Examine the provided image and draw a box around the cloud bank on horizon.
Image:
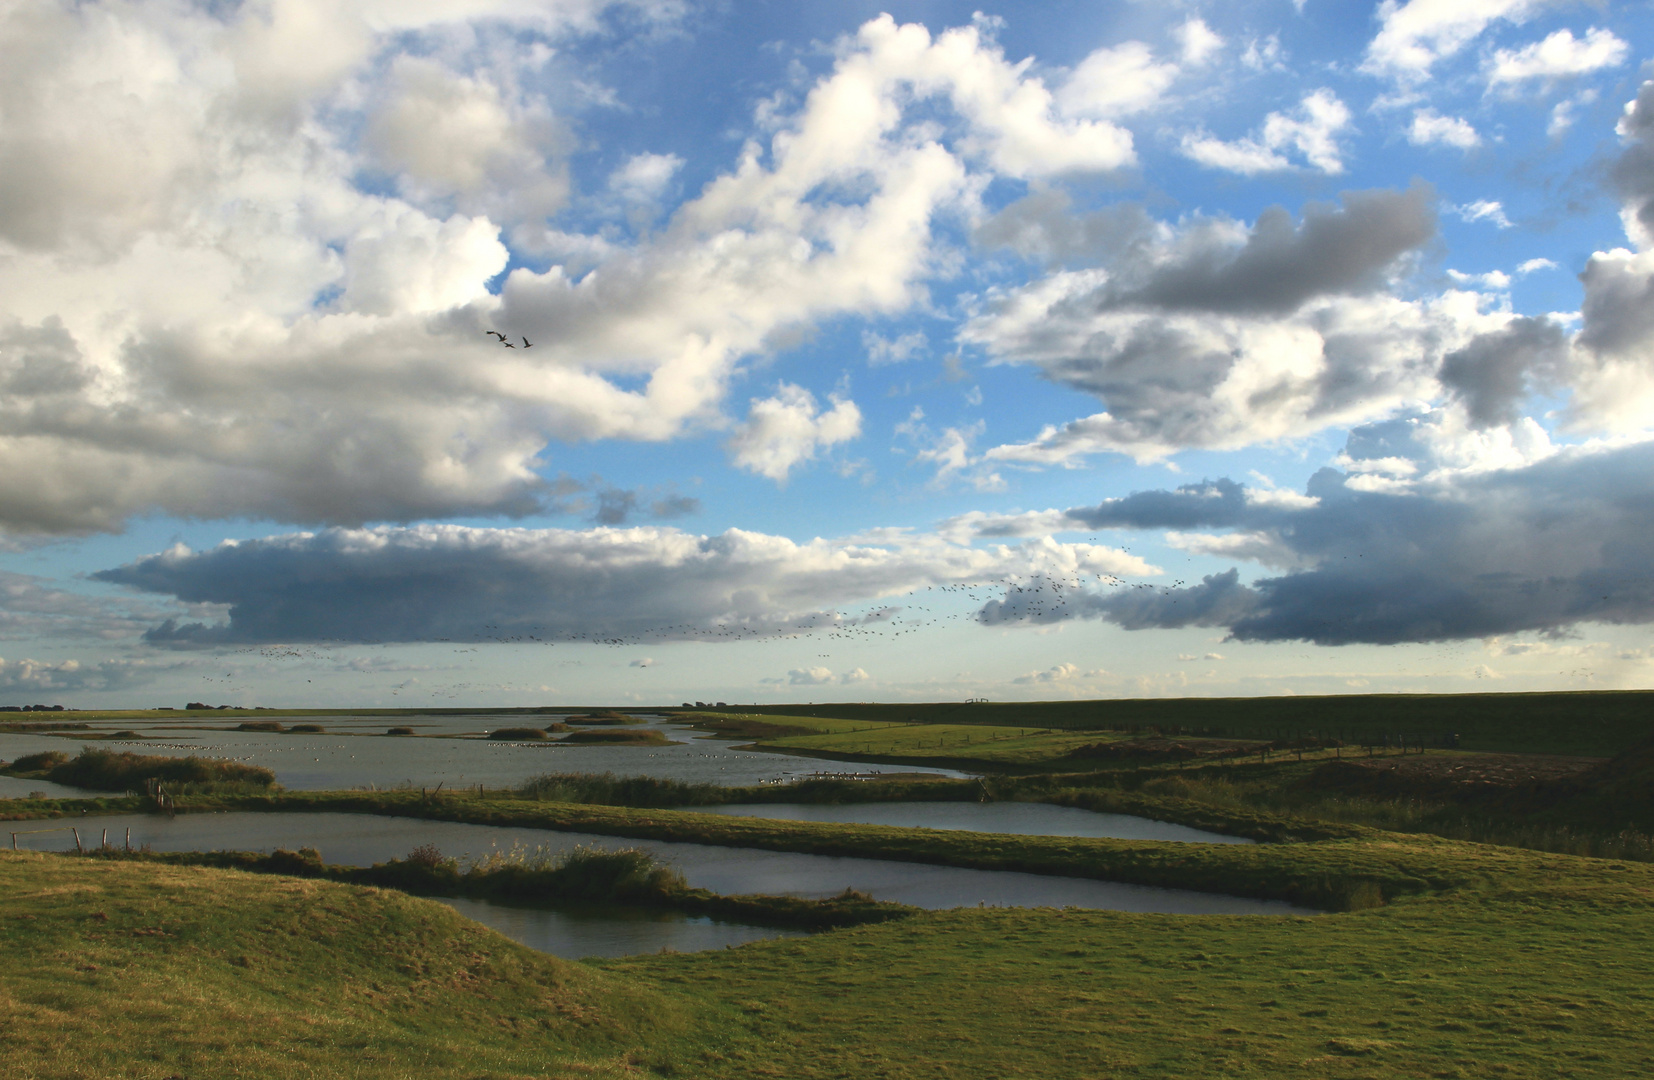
[6,0,1654,704]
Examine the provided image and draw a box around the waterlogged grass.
[0,851,695,1079]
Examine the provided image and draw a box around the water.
[13,811,1317,918]
[432,898,810,958]
[0,712,966,794]
[701,801,1253,843]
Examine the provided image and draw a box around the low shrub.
[6,750,70,774]
[288,724,325,734]
[235,721,286,733]
[386,727,415,736]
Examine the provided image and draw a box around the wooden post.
[101,829,107,850]
[10,833,15,851]
[72,828,82,853]
[125,827,131,853]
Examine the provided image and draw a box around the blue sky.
[5,0,1654,707]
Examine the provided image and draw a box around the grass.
[607,877,1654,1079]
[0,850,696,1079]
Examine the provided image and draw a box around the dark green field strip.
[700,690,1654,755]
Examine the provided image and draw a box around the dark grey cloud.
[1611,78,1654,245]
[974,189,1160,267]
[1438,316,1566,428]
[1066,479,1250,530]
[966,186,1459,461]
[1107,184,1436,316]
[92,524,1126,647]
[971,437,1654,645]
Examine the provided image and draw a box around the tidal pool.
[0,711,965,794]
[700,801,1253,843]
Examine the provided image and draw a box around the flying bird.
[522,337,533,348]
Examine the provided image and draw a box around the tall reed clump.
[516,771,725,807]
[2,747,277,794]
[363,841,686,903]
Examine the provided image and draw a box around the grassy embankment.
[0,850,699,1079]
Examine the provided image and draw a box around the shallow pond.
[700,801,1252,843]
[0,711,965,794]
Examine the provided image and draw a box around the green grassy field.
[691,690,1654,756]
[5,834,1653,1078]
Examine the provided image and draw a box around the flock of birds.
[486,330,532,349]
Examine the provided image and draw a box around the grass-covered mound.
[2,748,275,793]
[235,720,286,732]
[0,851,690,1078]
[563,729,674,746]
[488,724,570,740]
[570,711,645,726]
[518,771,726,806]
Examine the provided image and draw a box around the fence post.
[125,827,131,853]
[71,828,82,853]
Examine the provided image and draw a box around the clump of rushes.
[1,747,276,793]
[235,721,285,732]
[288,724,325,734]
[386,726,415,735]
[516,771,724,807]
[561,729,672,746]
[489,727,551,740]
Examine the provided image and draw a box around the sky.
[5,0,1654,709]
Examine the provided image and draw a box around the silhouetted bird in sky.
[522,337,533,348]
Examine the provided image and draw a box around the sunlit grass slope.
[0,852,692,1079]
[613,879,1654,1079]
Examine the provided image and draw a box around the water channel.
[700,801,1253,843]
[9,810,1316,958]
